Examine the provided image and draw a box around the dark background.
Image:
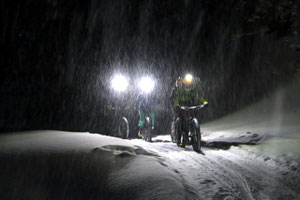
[1,0,299,135]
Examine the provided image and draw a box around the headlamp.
[111,74,129,92]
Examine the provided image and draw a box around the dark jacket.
[136,93,156,111]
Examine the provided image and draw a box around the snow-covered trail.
[0,131,299,200]
[132,135,300,200]
[2,74,300,199]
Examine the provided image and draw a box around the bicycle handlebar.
[179,104,206,110]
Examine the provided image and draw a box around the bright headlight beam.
[111,74,129,92]
[138,77,155,94]
[185,74,193,83]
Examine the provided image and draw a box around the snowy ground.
[1,76,300,200]
[0,130,299,200]
[202,73,300,165]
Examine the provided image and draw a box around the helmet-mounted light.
[184,74,193,84]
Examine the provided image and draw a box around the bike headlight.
[111,74,129,92]
[138,76,155,94]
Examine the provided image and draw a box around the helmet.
[182,73,195,91]
[175,77,183,88]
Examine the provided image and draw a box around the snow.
[0,131,196,200]
[1,75,300,199]
[202,73,300,161]
[0,129,299,199]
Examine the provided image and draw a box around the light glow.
[138,77,155,93]
[184,74,193,84]
[111,74,129,92]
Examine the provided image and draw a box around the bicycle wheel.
[144,117,152,142]
[191,122,201,152]
[118,117,129,139]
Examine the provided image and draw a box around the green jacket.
[172,87,207,107]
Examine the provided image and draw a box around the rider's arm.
[173,93,180,107]
[195,93,208,106]
[200,97,208,105]
[193,82,208,106]
[171,88,180,107]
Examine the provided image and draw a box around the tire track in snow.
[138,140,253,199]
[203,150,255,200]
[147,143,259,199]
[131,138,299,200]
[158,147,243,199]
[177,149,254,200]
[212,149,298,199]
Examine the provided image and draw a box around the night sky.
[1,0,299,135]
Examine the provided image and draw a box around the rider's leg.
[138,110,145,138]
[150,111,155,129]
[138,110,145,128]
[175,110,183,147]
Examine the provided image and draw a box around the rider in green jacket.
[171,74,208,146]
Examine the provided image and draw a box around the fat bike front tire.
[192,126,201,152]
[171,121,177,143]
[143,117,152,142]
[118,117,129,139]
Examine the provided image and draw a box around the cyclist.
[171,73,208,146]
[136,92,156,138]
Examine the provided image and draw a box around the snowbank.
[0,131,197,200]
[202,73,300,161]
